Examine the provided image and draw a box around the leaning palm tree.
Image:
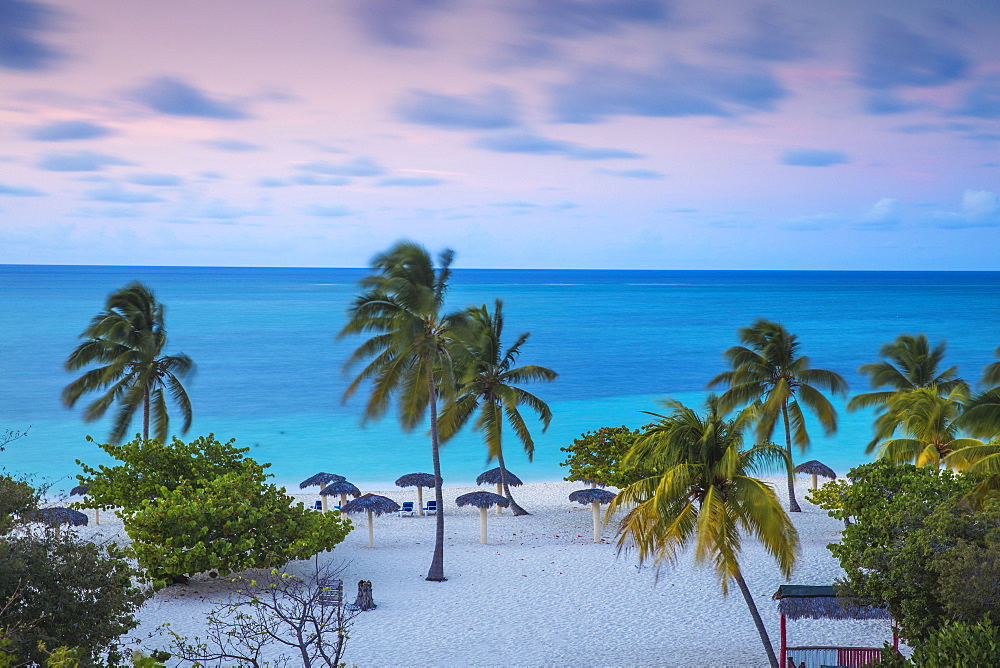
[709,319,847,512]
[63,282,195,444]
[608,398,798,668]
[848,334,969,448]
[339,240,459,582]
[439,300,557,516]
[872,386,989,468]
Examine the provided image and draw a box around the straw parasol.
[794,460,837,490]
[70,485,99,525]
[341,494,400,548]
[476,467,522,514]
[300,473,346,512]
[24,507,89,533]
[320,480,362,510]
[455,491,509,544]
[569,488,617,543]
[395,472,437,516]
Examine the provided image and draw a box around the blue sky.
[0,0,998,269]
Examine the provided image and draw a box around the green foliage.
[809,460,998,642]
[0,517,148,665]
[560,425,647,488]
[0,475,38,535]
[123,472,352,584]
[76,433,265,513]
[906,618,1000,666]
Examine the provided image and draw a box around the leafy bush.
[0,476,149,666]
[560,425,650,488]
[907,618,1000,666]
[77,435,352,585]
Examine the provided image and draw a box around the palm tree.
[957,346,1000,440]
[873,386,990,468]
[339,241,458,582]
[709,319,847,512]
[439,300,557,516]
[608,398,798,668]
[848,334,969,448]
[63,282,194,444]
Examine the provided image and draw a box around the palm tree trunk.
[781,402,801,512]
[497,448,529,516]
[426,374,447,582]
[733,568,779,668]
[143,386,150,441]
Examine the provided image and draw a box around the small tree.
[77,435,352,585]
[76,434,265,513]
[0,477,149,666]
[559,425,648,488]
[168,565,359,667]
[809,460,996,642]
[124,472,352,585]
[0,427,29,452]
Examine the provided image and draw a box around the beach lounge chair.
[397,501,416,517]
[312,500,322,511]
[423,500,437,515]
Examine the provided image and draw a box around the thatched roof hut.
[476,467,522,487]
[321,480,362,509]
[773,585,891,621]
[773,585,895,668]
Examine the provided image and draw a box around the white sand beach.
[71,478,901,667]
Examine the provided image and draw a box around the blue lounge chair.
[423,500,437,515]
[311,500,322,511]
[397,501,416,517]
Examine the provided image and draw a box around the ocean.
[1,265,999,495]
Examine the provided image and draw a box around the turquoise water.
[2,266,999,494]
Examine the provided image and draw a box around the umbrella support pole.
[496,483,503,513]
[367,509,374,548]
[417,487,425,516]
[480,507,488,544]
[811,473,818,490]
[321,495,328,513]
[592,503,601,543]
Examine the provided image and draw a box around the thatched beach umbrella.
[24,507,88,533]
[456,491,509,544]
[476,467,522,514]
[794,460,837,490]
[395,472,437,516]
[569,488,617,543]
[341,494,400,548]
[300,472,346,512]
[70,484,99,525]
[321,480,361,510]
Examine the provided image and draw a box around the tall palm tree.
[608,398,798,668]
[709,319,847,512]
[339,241,458,582]
[439,300,557,516]
[63,282,194,444]
[848,334,969,447]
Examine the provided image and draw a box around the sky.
[0,0,998,270]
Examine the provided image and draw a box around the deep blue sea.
[2,266,999,496]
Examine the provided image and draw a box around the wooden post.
[340,493,348,509]
[811,473,818,490]
[779,613,787,668]
[417,486,425,516]
[321,495,328,513]
[496,483,503,514]
[592,502,603,543]
[354,580,376,611]
[95,506,100,525]
[479,507,488,544]
[367,509,374,548]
